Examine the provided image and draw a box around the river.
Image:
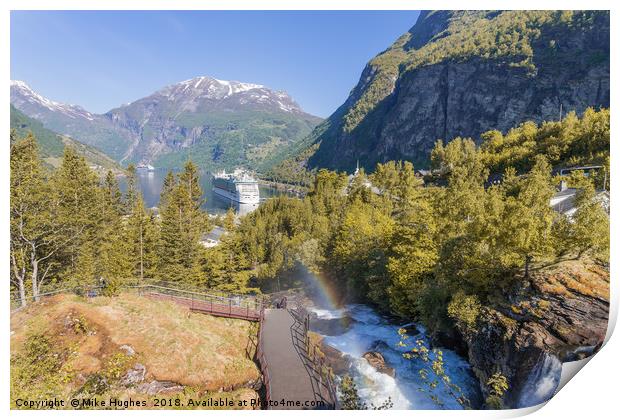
[308,304,483,409]
[307,302,566,409]
[118,168,283,215]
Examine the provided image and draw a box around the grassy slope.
[10,105,123,173]
[10,292,260,409]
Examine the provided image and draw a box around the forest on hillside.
[10,109,609,338]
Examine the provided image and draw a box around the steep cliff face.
[458,259,609,408]
[306,10,610,172]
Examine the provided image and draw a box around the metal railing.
[289,301,339,409]
[10,282,263,321]
[255,306,272,408]
[10,285,104,312]
[133,284,263,321]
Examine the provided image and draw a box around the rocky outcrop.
[362,351,395,377]
[458,259,609,408]
[121,363,146,386]
[136,380,184,395]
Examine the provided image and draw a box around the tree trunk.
[11,252,28,308]
[18,276,26,307]
[31,259,40,302]
[139,227,144,282]
[524,255,533,278]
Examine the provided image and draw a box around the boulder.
[318,341,353,376]
[362,351,395,377]
[136,380,183,395]
[310,315,354,336]
[120,344,136,356]
[122,363,146,386]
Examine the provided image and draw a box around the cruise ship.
[136,164,155,171]
[212,169,260,204]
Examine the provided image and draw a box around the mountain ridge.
[11,76,322,171]
[10,105,122,173]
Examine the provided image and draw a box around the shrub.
[447,292,481,332]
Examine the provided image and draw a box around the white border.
[2,1,617,420]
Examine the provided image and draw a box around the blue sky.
[11,10,420,117]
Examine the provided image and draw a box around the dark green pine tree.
[96,171,132,286]
[178,161,204,207]
[125,164,139,213]
[126,195,160,282]
[157,161,209,284]
[160,169,176,208]
[52,147,104,286]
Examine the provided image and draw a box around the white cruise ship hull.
[213,186,260,204]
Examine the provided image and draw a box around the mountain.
[10,105,122,173]
[299,10,610,173]
[10,81,132,162]
[11,77,322,171]
[105,76,322,171]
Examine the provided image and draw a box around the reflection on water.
[118,168,281,215]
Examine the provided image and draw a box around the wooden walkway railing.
[11,283,263,321]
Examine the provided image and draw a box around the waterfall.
[516,352,562,408]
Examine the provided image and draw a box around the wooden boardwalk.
[142,288,335,409]
[145,292,261,321]
[260,308,319,409]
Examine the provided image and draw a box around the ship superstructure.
[212,169,260,204]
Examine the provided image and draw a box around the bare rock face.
[307,10,610,172]
[121,363,146,386]
[458,259,609,408]
[362,351,395,378]
[136,380,184,395]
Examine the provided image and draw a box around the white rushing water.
[310,304,481,409]
[516,353,562,408]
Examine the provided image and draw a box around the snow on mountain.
[146,76,305,114]
[10,80,95,121]
[10,76,321,169]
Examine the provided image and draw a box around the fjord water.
[309,305,482,409]
[118,168,281,215]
